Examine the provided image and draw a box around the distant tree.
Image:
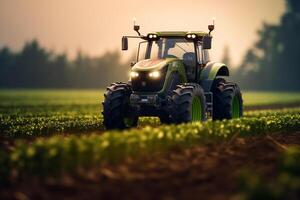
[221,45,231,67]
[50,53,68,88]
[16,40,53,87]
[235,0,300,91]
[286,0,300,13]
[0,47,15,87]
[0,39,131,88]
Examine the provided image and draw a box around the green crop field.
[0,90,300,199]
[243,91,300,106]
[1,90,300,109]
[2,109,299,175]
[1,90,300,137]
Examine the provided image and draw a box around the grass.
[243,91,300,106]
[0,89,102,106]
[1,90,300,110]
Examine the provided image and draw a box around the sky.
[0,0,285,66]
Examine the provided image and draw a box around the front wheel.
[211,78,243,120]
[170,83,206,123]
[102,82,138,130]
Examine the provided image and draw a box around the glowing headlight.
[149,71,160,78]
[130,71,139,78]
[148,34,158,39]
[187,34,196,39]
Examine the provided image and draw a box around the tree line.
[0,0,299,90]
[0,40,130,88]
[230,0,300,91]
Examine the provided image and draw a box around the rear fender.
[199,62,229,92]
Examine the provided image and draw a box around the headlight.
[149,71,160,78]
[130,71,139,78]
[186,34,197,39]
[147,34,159,40]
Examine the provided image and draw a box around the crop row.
[240,147,300,200]
[0,112,299,182]
[0,114,103,137]
[244,107,300,118]
[1,108,300,137]
[0,115,160,137]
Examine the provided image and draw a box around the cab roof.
[151,31,210,37]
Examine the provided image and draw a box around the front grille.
[131,67,167,92]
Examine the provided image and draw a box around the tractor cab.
[123,30,213,84]
[137,37,197,81]
[137,32,209,81]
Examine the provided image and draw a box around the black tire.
[102,82,138,129]
[211,78,243,120]
[170,83,206,123]
[159,113,172,124]
[159,73,181,124]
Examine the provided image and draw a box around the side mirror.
[203,36,212,49]
[133,17,141,36]
[208,18,215,35]
[208,25,214,34]
[122,36,128,51]
[134,25,140,32]
[134,25,141,36]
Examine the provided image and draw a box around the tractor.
[102,21,243,129]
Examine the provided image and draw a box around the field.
[0,90,300,200]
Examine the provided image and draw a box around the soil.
[1,131,300,200]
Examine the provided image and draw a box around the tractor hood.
[132,58,178,71]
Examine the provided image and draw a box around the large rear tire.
[170,83,206,123]
[102,82,138,130]
[211,78,243,120]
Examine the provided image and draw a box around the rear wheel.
[170,83,206,123]
[211,78,243,120]
[102,82,138,129]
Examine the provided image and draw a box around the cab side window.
[202,50,210,64]
[197,41,210,64]
[197,42,203,64]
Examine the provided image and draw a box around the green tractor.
[102,22,243,129]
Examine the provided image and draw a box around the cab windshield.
[138,38,195,61]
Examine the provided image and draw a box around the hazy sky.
[0,0,285,65]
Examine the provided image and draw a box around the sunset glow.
[0,0,284,65]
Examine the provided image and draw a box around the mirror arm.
[124,35,146,39]
[135,29,141,36]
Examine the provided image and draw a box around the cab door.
[196,41,210,82]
